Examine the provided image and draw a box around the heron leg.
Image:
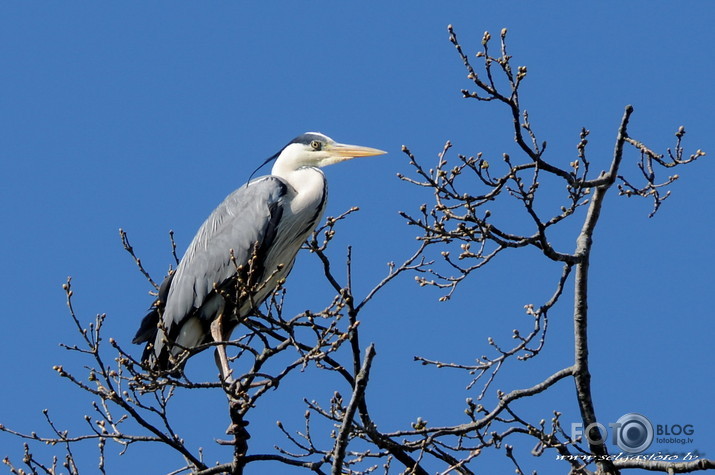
[210,303,234,384]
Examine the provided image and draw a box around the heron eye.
[310,140,322,151]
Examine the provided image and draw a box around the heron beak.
[328,143,387,162]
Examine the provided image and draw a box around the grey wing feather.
[162,176,289,333]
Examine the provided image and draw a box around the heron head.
[271,132,386,175]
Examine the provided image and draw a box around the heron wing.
[162,176,289,341]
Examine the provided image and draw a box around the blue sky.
[1,2,713,473]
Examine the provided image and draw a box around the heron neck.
[273,166,326,212]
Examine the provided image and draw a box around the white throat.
[272,159,326,214]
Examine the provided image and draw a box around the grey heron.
[133,132,385,379]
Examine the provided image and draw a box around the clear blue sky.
[1,2,713,473]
